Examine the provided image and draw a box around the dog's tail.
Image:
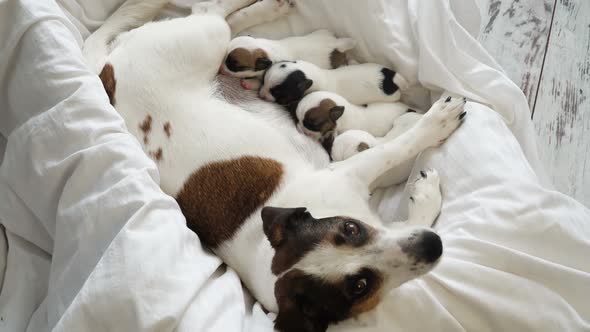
[83,0,170,73]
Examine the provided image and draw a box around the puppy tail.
[83,0,170,73]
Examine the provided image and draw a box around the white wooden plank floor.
[477,0,590,207]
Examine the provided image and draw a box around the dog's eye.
[344,221,360,236]
[352,278,368,296]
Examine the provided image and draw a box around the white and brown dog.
[86,0,467,331]
[221,29,356,85]
[259,59,410,106]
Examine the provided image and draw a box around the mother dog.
[85,0,466,331]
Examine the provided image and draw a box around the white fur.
[85,0,465,317]
[332,112,423,189]
[259,60,410,105]
[221,30,356,78]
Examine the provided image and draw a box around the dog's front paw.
[418,96,466,147]
[407,168,442,227]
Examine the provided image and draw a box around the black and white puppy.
[221,29,356,80]
[259,60,410,106]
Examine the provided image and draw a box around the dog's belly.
[118,94,312,196]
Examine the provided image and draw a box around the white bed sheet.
[0,0,589,331]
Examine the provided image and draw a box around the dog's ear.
[275,271,332,332]
[297,78,313,93]
[255,57,273,71]
[329,106,345,122]
[261,207,309,248]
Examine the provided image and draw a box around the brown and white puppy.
[87,0,467,331]
[259,60,410,106]
[295,90,419,141]
[221,29,356,84]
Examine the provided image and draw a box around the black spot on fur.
[380,68,400,95]
[269,70,313,105]
[407,108,417,113]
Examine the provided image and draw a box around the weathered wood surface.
[476,0,555,108]
[532,0,590,207]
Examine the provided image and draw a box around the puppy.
[87,0,467,330]
[294,90,419,141]
[259,60,410,106]
[331,111,424,189]
[221,30,356,80]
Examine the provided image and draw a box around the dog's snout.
[401,230,442,263]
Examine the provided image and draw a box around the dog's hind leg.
[226,0,295,34]
[192,0,257,18]
[330,96,467,191]
[84,0,171,73]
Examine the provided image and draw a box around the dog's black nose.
[401,231,443,263]
[417,231,443,263]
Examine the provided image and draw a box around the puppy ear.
[297,79,313,93]
[329,106,345,122]
[261,207,309,248]
[255,57,273,71]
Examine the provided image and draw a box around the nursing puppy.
[87,0,467,331]
[221,30,356,81]
[331,111,426,189]
[259,60,410,106]
[295,90,419,141]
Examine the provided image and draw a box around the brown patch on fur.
[149,147,163,162]
[163,122,172,138]
[302,99,344,136]
[176,156,284,248]
[139,115,152,145]
[99,63,117,105]
[226,47,269,71]
[349,286,382,316]
[329,49,348,69]
[357,142,370,152]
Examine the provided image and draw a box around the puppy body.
[295,91,416,141]
[259,60,410,106]
[223,29,356,78]
[331,112,423,189]
[87,1,466,330]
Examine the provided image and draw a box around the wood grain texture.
[476,0,555,108]
[533,0,590,207]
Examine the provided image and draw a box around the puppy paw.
[417,96,466,147]
[407,168,442,227]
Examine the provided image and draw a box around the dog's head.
[295,91,347,140]
[261,207,443,332]
[259,61,314,105]
[221,36,273,78]
[331,129,377,161]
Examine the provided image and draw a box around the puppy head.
[259,61,314,105]
[295,92,345,140]
[221,36,273,78]
[331,130,378,161]
[262,207,443,332]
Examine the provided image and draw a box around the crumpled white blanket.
[0,0,588,331]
